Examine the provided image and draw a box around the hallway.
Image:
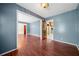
[4,35,79,56]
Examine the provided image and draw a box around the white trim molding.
[78,48,79,50]
[78,48,79,51]
[54,40,78,47]
[0,48,17,56]
[27,33,30,35]
[77,45,79,50]
[30,34,40,37]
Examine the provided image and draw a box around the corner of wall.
[76,4,79,10]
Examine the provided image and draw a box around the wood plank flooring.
[4,35,79,56]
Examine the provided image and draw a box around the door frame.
[17,21,27,48]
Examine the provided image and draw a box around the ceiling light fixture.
[41,3,49,8]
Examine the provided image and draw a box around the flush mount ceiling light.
[41,3,49,8]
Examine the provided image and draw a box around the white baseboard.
[78,48,79,50]
[30,34,40,37]
[27,33,30,35]
[0,48,17,56]
[54,40,78,47]
[77,45,79,50]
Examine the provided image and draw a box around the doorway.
[46,20,54,40]
[17,22,27,49]
[24,25,26,35]
[17,22,27,35]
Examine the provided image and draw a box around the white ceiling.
[17,3,78,18]
[17,10,40,23]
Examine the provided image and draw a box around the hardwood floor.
[4,34,79,56]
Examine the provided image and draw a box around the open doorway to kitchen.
[46,20,54,40]
[42,19,54,43]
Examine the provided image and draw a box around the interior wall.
[47,8,78,46]
[27,23,30,34]
[0,4,16,54]
[76,5,79,47]
[30,20,40,37]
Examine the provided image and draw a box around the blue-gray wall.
[76,5,79,46]
[0,4,16,54]
[27,23,30,34]
[30,20,40,36]
[46,5,79,46]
